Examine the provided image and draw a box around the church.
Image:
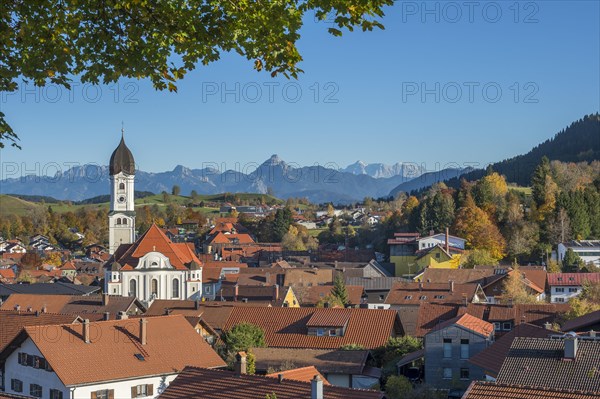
[104,133,202,304]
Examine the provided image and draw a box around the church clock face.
[118,195,126,204]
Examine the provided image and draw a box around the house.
[558,240,600,267]
[495,336,600,392]
[345,277,411,305]
[481,267,547,304]
[424,313,494,391]
[562,309,600,332]
[0,315,226,399]
[295,285,365,307]
[462,381,600,399]
[252,347,381,389]
[159,360,385,399]
[0,241,26,254]
[468,323,552,380]
[388,230,466,276]
[105,224,204,305]
[485,303,570,336]
[59,260,77,279]
[217,283,298,307]
[0,268,17,283]
[547,273,600,303]
[0,293,145,318]
[219,307,402,349]
[384,281,487,309]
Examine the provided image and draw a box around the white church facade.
[104,133,202,305]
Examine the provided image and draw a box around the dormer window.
[420,295,427,300]
[405,295,412,300]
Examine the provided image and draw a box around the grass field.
[0,193,280,217]
[508,186,532,195]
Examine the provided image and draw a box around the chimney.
[116,311,128,320]
[83,319,90,344]
[449,280,454,293]
[15,304,20,313]
[418,282,423,291]
[273,284,280,301]
[234,285,239,301]
[564,336,578,360]
[445,227,450,253]
[278,373,284,383]
[195,298,200,310]
[544,322,553,330]
[590,330,596,338]
[311,375,324,399]
[164,308,172,315]
[35,310,40,317]
[41,306,47,314]
[103,312,110,321]
[102,293,109,306]
[139,318,148,345]
[27,306,33,312]
[234,352,247,376]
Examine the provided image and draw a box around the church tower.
[108,131,136,254]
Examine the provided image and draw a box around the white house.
[417,231,466,251]
[557,240,600,267]
[0,315,225,399]
[547,272,600,303]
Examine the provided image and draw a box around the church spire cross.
[121,122,125,139]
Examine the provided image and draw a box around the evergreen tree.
[531,156,551,207]
[332,273,349,305]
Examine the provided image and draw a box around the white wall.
[550,285,581,303]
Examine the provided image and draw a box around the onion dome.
[109,134,135,175]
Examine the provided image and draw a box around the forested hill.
[453,113,600,187]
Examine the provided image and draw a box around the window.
[205,286,211,294]
[494,322,501,331]
[316,328,325,336]
[379,295,385,301]
[129,279,137,297]
[122,218,128,225]
[50,389,63,399]
[434,295,444,299]
[568,288,578,293]
[11,379,23,393]
[404,295,412,300]
[460,339,469,359]
[443,368,452,379]
[503,322,512,331]
[116,218,122,225]
[30,384,43,398]
[556,297,565,303]
[131,384,153,398]
[419,295,427,300]
[93,389,114,399]
[329,329,337,336]
[460,368,470,379]
[172,278,180,298]
[151,279,158,296]
[119,182,125,190]
[443,338,452,358]
[556,287,565,293]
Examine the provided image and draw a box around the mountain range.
[1,114,597,204]
[0,155,464,204]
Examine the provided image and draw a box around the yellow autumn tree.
[453,193,506,261]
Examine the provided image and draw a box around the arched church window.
[172,278,180,298]
[129,279,137,297]
[116,218,122,225]
[151,279,158,296]
[122,218,128,225]
[151,261,158,267]
[119,182,125,190]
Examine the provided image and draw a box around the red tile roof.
[160,366,385,399]
[297,285,364,306]
[547,273,600,286]
[385,281,480,305]
[463,381,600,399]
[266,366,330,385]
[0,315,225,386]
[221,307,400,349]
[0,294,140,317]
[112,224,202,270]
[429,313,494,337]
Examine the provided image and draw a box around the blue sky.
[0,1,598,175]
